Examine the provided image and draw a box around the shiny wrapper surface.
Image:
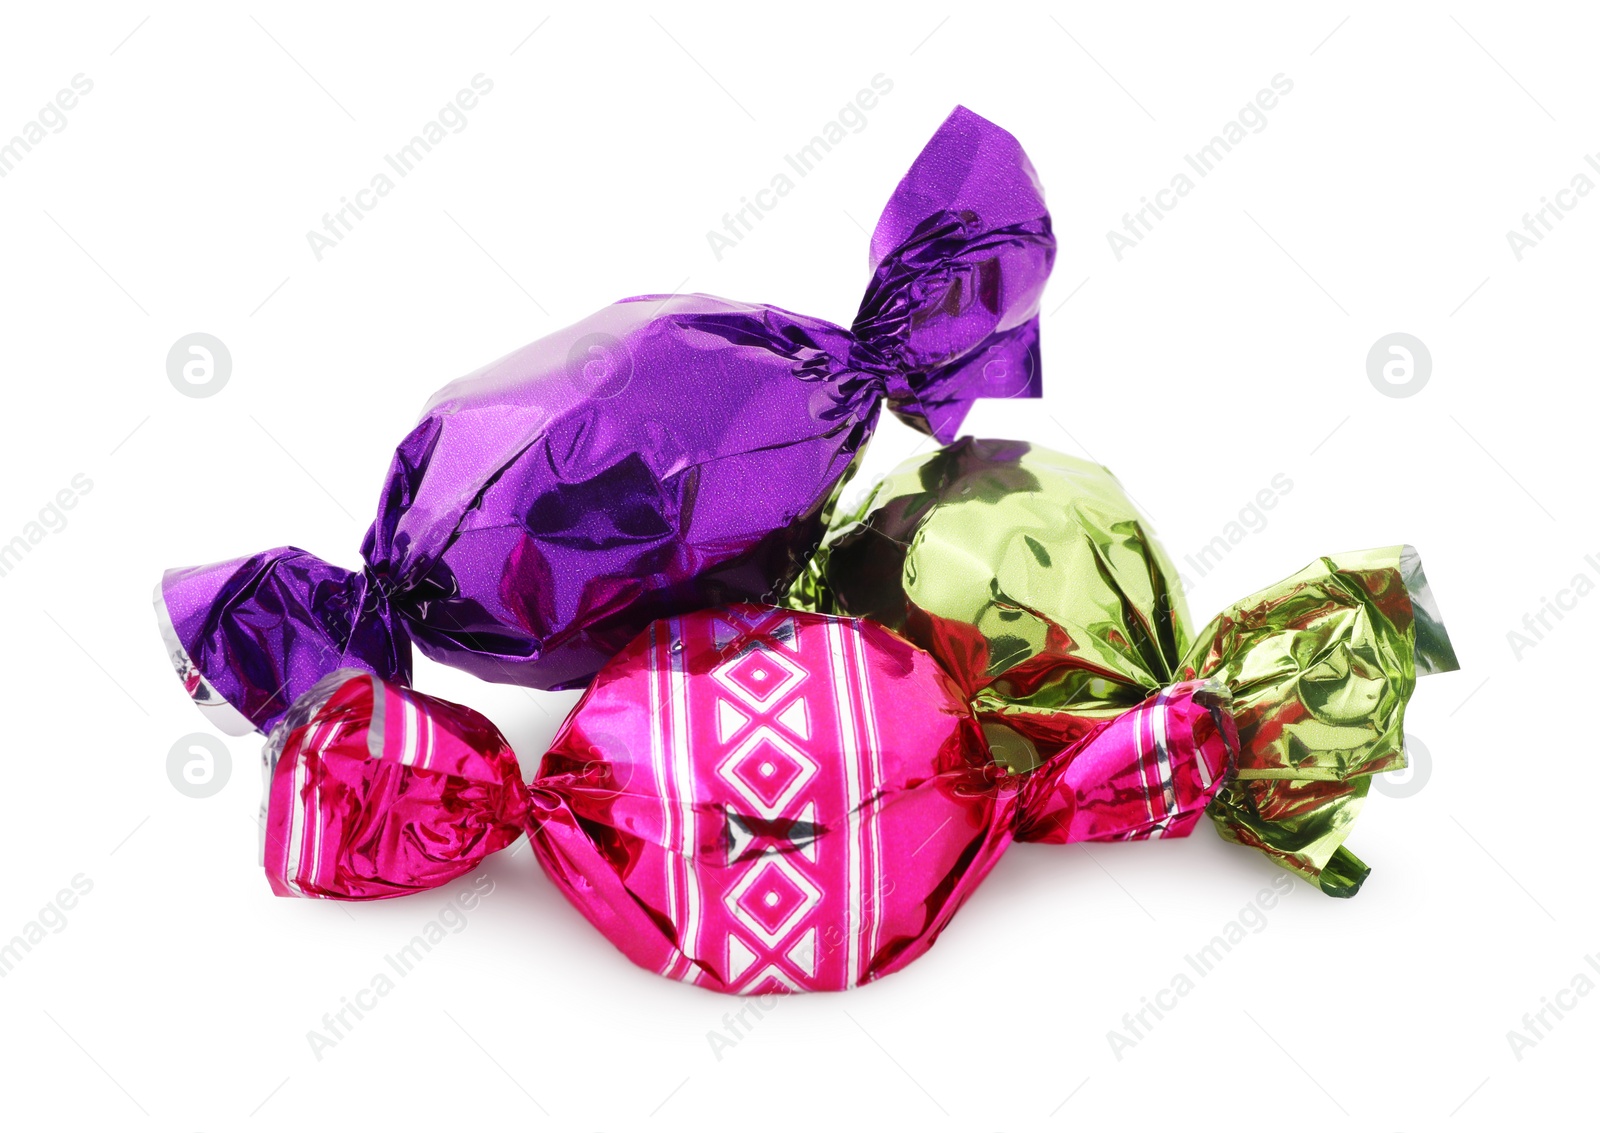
[159,106,1056,736]
[786,438,1459,895]
[262,605,1235,993]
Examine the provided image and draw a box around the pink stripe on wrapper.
[531,605,1009,994]
[262,672,526,900]
[1016,680,1236,845]
[256,611,1243,995]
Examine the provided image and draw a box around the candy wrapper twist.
[260,606,1236,993]
[785,437,1459,895]
[156,97,1453,993]
[157,106,1055,737]
[257,475,1452,996]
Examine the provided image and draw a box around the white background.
[1,2,1592,1129]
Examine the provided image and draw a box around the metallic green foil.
[786,438,1458,895]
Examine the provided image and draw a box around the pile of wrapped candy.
[156,107,1456,995]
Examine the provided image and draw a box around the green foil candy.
[785,437,1458,896]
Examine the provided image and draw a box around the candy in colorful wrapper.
[259,604,1241,993]
[785,437,1460,895]
[157,105,1056,738]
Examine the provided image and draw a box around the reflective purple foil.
[158,106,1055,735]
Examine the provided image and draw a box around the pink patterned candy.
[262,605,1234,993]
[261,675,525,900]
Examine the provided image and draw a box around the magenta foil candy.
[262,605,1233,994]
[158,106,1056,736]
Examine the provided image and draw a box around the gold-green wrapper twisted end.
[1181,545,1459,895]
[786,438,1459,895]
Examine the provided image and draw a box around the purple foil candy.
[157,106,1056,735]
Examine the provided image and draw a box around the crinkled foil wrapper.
[786,437,1459,895]
[157,105,1055,736]
[260,606,1234,992]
